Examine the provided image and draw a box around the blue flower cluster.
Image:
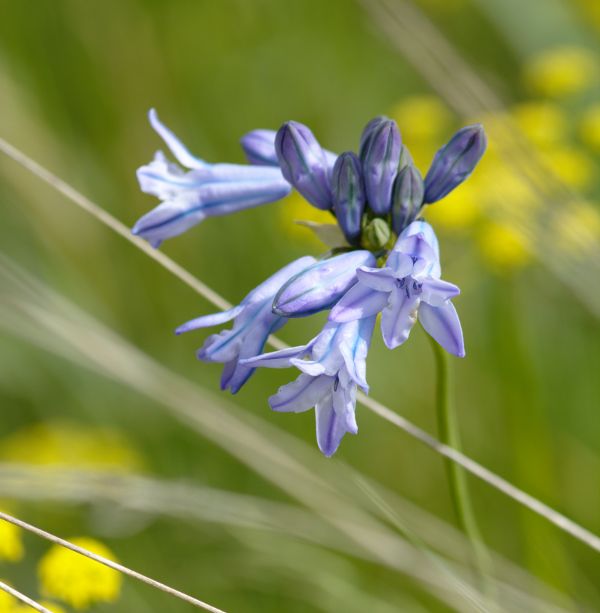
[133,110,486,456]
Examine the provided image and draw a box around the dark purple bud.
[391,165,424,234]
[275,121,332,210]
[424,124,486,203]
[240,129,279,166]
[358,116,387,158]
[332,152,365,245]
[360,119,402,215]
[273,250,376,318]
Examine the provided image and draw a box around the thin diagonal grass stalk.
[0,136,599,557]
[0,580,52,613]
[0,511,226,613]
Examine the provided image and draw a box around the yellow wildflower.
[38,538,122,610]
[0,519,23,563]
[0,584,16,613]
[524,46,596,97]
[579,104,600,150]
[540,146,594,189]
[0,422,143,473]
[478,222,532,272]
[390,95,452,145]
[511,101,568,147]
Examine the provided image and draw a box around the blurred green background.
[0,0,599,611]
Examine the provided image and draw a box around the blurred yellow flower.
[553,201,600,256]
[540,146,594,189]
[38,538,122,610]
[477,222,532,271]
[511,101,568,147]
[0,519,23,563]
[0,584,16,613]
[0,422,144,473]
[281,191,333,244]
[579,104,600,150]
[425,179,481,230]
[390,95,452,145]
[524,46,597,97]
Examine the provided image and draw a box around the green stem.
[429,336,492,590]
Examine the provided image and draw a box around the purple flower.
[240,129,280,166]
[242,317,377,456]
[332,152,366,245]
[424,124,486,204]
[359,117,402,215]
[330,221,465,357]
[391,164,424,235]
[175,256,315,393]
[242,128,338,169]
[275,121,333,210]
[273,250,376,318]
[133,110,291,247]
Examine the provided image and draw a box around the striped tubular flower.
[176,256,315,394]
[133,110,291,247]
[132,109,485,454]
[330,221,465,357]
[242,317,376,456]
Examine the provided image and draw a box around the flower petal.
[269,374,333,413]
[421,278,461,307]
[148,109,207,169]
[356,266,396,292]
[175,305,244,335]
[419,301,465,357]
[240,129,279,166]
[380,290,419,349]
[329,283,389,323]
[315,386,357,457]
[241,345,309,369]
[273,250,376,318]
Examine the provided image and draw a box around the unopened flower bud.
[273,250,376,317]
[332,152,366,245]
[424,124,486,203]
[275,121,332,209]
[391,165,424,234]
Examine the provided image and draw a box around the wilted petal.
[419,301,465,357]
[360,118,402,215]
[332,152,366,245]
[391,164,424,234]
[424,124,487,203]
[329,283,389,323]
[421,278,460,307]
[240,129,279,165]
[148,109,207,169]
[381,290,419,349]
[273,250,376,317]
[269,373,334,413]
[275,121,332,209]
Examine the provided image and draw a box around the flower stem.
[429,336,492,589]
